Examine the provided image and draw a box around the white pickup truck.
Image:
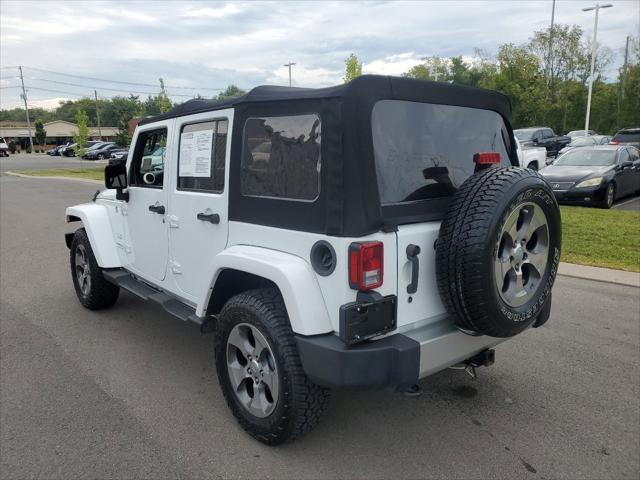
[516,138,547,170]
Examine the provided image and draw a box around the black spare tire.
[436,167,561,338]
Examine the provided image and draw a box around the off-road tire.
[215,288,330,445]
[70,228,120,309]
[436,167,561,337]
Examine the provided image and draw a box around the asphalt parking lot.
[1,174,639,480]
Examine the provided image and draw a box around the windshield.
[372,100,512,203]
[613,132,640,143]
[555,149,616,166]
[514,129,536,141]
[569,137,596,147]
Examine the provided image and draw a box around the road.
[1,175,639,480]
[0,153,107,172]
[613,195,640,211]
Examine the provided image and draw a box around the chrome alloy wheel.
[606,184,615,208]
[226,323,279,418]
[74,244,91,296]
[494,202,549,308]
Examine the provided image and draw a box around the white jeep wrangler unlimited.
[65,75,561,445]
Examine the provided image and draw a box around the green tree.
[344,53,363,83]
[34,119,47,147]
[216,85,246,100]
[73,109,89,156]
[0,107,55,123]
[404,56,450,82]
[155,78,172,113]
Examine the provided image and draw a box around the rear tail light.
[349,241,383,290]
[473,152,501,165]
[609,140,619,144]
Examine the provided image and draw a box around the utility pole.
[18,66,34,151]
[283,62,296,87]
[94,90,102,140]
[582,3,613,134]
[547,0,556,88]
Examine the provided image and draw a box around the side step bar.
[102,269,205,325]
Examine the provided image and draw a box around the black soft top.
[139,75,516,236]
[139,75,512,125]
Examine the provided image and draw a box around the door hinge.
[168,214,180,228]
[115,241,132,254]
[169,260,182,275]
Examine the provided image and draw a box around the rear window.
[613,131,640,143]
[372,100,512,204]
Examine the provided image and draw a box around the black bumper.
[295,333,419,392]
[553,185,607,205]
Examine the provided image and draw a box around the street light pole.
[547,0,556,87]
[283,62,296,87]
[582,3,612,133]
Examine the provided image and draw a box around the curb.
[558,262,639,288]
[4,171,103,185]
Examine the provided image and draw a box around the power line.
[27,77,193,96]
[20,65,223,91]
[22,85,198,98]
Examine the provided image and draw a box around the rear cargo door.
[395,223,447,328]
[370,100,515,328]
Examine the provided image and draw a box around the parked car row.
[515,126,640,161]
[46,141,127,160]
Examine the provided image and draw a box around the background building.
[0,120,118,149]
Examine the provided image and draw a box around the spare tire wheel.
[436,167,561,338]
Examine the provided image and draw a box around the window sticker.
[180,129,213,177]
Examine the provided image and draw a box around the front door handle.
[197,212,220,224]
[148,204,165,215]
[406,244,421,294]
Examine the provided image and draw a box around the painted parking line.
[613,196,640,210]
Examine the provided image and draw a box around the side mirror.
[105,164,129,201]
[621,161,633,169]
[532,138,539,144]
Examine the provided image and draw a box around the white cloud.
[182,3,242,18]
[266,65,342,87]
[29,97,69,110]
[0,0,637,109]
[364,53,425,76]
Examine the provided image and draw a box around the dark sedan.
[83,143,122,160]
[540,145,640,209]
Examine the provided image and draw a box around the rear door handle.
[406,244,421,294]
[148,204,165,214]
[197,212,220,224]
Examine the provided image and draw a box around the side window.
[618,149,631,164]
[130,128,167,188]
[543,129,553,139]
[178,119,228,192]
[627,148,639,161]
[241,114,321,201]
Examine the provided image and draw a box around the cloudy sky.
[1,0,638,110]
